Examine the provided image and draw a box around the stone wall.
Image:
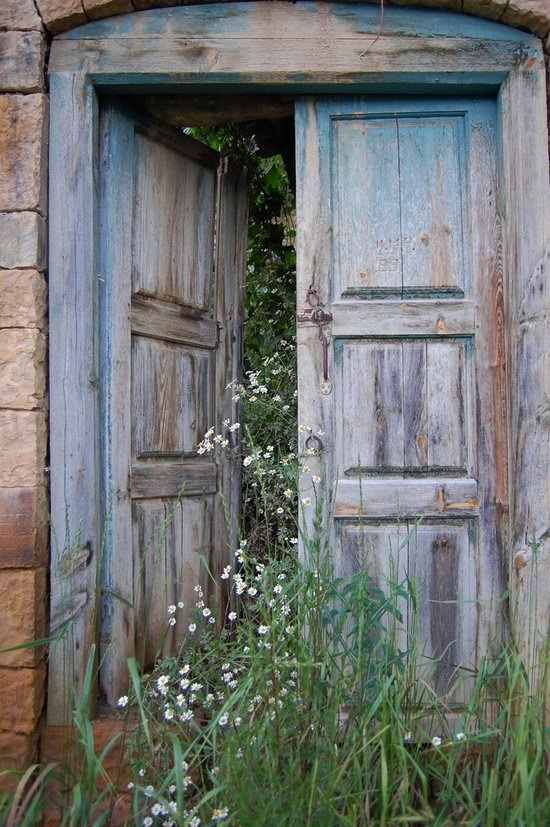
[0,0,549,780]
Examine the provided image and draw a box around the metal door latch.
[297,296,333,395]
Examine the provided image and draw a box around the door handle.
[297,306,333,394]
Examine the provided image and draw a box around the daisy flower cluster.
[196,349,300,564]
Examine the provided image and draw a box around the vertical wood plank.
[131,338,211,458]
[132,134,216,309]
[426,340,467,470]
[296,98,334,553]
[341,342,404,473]
[336,522,408,654]
[501,63,550,693]
[408,521,476,702]
[333,117,401,297]
[98,104,135,705]
[398,117,465,294]
[467,99,507,662]
[132,499,167,669]
[48,73,100,725]
[171,497,213,639]
[213,157,248,613]
[403,341,428,469]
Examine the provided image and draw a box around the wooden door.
[296,97,507,701]
[98,102,247,705]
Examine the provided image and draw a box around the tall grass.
[3,505,550,825]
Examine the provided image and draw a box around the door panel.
[333,113,467,299]
[99,104,247,701]
[297,96,507,703]
[132,132,216,308]
[338,338,471,475]
[131,337,211,458]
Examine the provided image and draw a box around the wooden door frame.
[47,1,550,724]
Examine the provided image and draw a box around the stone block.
[0,411,47,488]
[0,212,47,270]
[0,487,48,568]
[0,569,46,667]
[0,269,46,329]
[0,731,38,789]
[0,0,43,32]
[462,0,508,22]
[0,329,46,410]
[83,0,134,20]
[35,0,88,34]
[502,0,550,37]
[0,94,48,213]
[0,31,45,93]
[0,664,46,734]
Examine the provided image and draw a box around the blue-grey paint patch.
[90,73,509,95]
[60,2,536,44]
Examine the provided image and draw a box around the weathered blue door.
[296,97,506,701]
[97,103,248,705]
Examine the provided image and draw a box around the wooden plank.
[336,522,408,654]
[213,158,248,611]
[98,104,135,705]
[48,73,100,725]
[131,461,217,499]
[132,296,218,348]
[333,117,401,296]
[408,521,476,702]
[334,478,478,519]
[296,98,335,552]
[59,3,535,42]
[50,4,538,87]
[467,98,506,662]
[500,63,550,694]
[397,117,466,294]
[137,93,294,127]
[132,499,168,669]
[131,337,211,458]
[131,496,211,667]
[340,341,403,474]
[331,299,475,337]
[171,496,213,639]
[426,340,468,470]
[132,133,216,310]
[403,341,428,469]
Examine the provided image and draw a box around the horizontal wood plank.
[331,299,474,337]
[50,36,532,86]
[131,461,217,499]
[59,3,536,43]
[132,297,217,348]
[334,478,478,518]
[50,5,540,86]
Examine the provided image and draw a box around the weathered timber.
[49,3,538,90]
[501,63,550,694]
[298,95,502,705]
[334,479,479,519]
[331,300,475,338]
[136,93,294,127]
[96,101,247,706]
[48,73,100,726]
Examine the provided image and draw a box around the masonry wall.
[0,0,549,780]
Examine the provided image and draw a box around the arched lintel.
[49,1,542,94]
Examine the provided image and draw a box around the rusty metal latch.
[297,290,333,394]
